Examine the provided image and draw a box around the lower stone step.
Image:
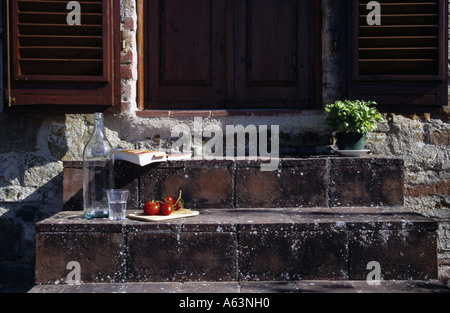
[28,280,450,293]
[35,207,437,284]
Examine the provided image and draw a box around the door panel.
[146,0,226,108]
[231,0,311,108]
[160,0,212,85]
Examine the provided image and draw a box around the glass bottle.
[82,113,114,219]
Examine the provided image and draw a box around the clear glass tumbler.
[106,189,129,221]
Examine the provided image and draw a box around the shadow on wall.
[0,114,68,292]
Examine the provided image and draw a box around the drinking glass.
[106,189,129,221]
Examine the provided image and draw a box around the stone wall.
[0,0,449,290]
[366,113,450,282]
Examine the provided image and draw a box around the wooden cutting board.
[127,209,199,222]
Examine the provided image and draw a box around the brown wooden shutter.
[349,0,448,112]
[230,0,319,109]
[144,0,321,110]
[145,0,227,109]
[5,0,120,112]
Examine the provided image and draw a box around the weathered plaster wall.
[0,0,449,290]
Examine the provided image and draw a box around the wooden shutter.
[5,0,120,112]
[230,0,320,109]
[145,0,227,109]
[144,0,321,110]
[349,0,448,112]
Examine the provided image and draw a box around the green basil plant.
[325,100,384,134]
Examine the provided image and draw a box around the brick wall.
[120,0,138,112]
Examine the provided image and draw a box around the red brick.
[122,16,136,31]
[135,110,170,118]
[169,110,211,118]
[405,179,450,197]
[120,49,134,64]
[120,65,137,80]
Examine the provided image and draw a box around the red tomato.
[174,200,183,211]
[164,196,175,205]
[143,201,160,215]
[160,202,174,216]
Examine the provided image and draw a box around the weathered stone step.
[35,207,437,285]
[63,157,404,210]
[28,280,450,293]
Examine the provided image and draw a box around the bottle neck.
[93,114,105,138]
[83,113,113,161]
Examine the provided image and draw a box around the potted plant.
[325,99,384,151]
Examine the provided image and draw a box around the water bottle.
[82,113,114,218]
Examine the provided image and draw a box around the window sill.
[135,109,324,118]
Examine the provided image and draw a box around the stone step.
[35,207,438,285]
[28,280,450,293]
[63,157,405,210]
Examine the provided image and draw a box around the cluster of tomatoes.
[142,191,184,216]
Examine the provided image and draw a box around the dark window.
[144,0,321,110]
[4,0,120,113]
[348,0,448,112]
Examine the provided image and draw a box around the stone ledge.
[135,109,324,118]
[35,207,437,284]
[63,156,404,210]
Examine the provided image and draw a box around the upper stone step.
[63,156,404,210]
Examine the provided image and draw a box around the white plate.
[334,150,370,157]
